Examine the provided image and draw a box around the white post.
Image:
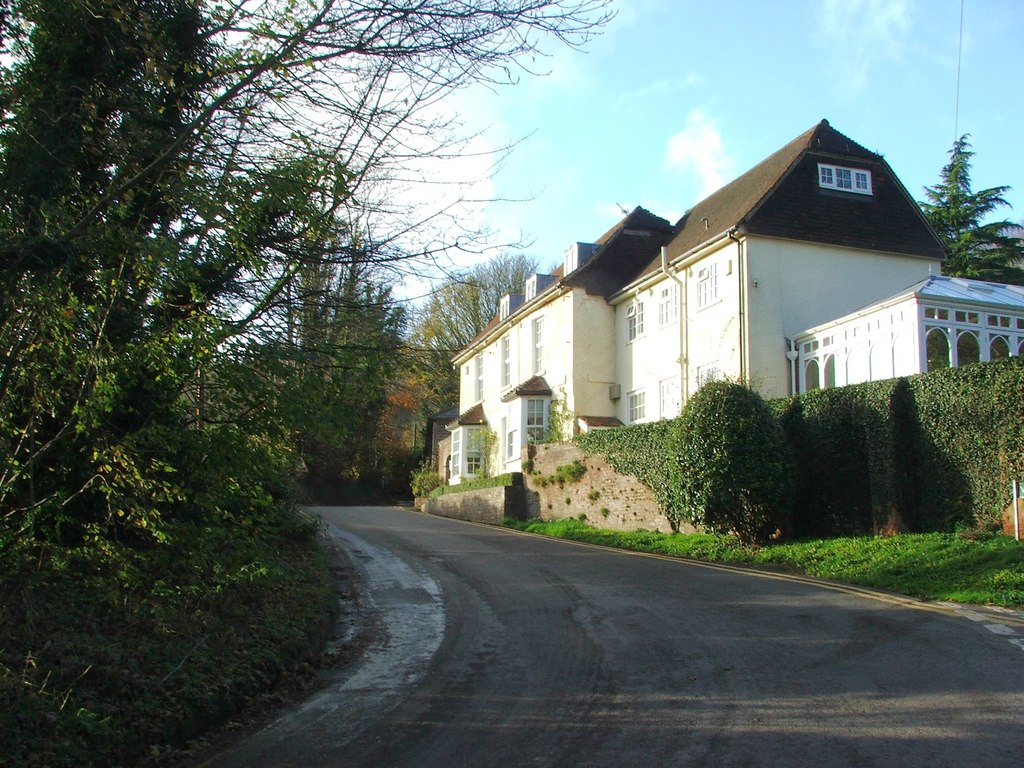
[1014,480,1021,542]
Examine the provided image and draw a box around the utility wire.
[953,0,965,142]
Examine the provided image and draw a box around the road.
[200,505,1024,767]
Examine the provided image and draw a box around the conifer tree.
[920,135,1024,284]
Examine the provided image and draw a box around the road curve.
[201,505,1024,768]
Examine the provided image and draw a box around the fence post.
[1014,480,1021,542]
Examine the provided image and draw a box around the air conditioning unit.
[608,383,621,401]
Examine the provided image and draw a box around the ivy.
[576,357,1024,537]
[575,420,676,515]
[669,382,794,544]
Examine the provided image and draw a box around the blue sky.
[441,0,1023,274]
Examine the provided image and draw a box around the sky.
[428,0,1024,278]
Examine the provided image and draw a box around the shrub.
[427,473,517,498]
[668,381,794,544]
[554,460,586,484]
[410,460,444,498]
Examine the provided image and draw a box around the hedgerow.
[669,381,794,543]
[427,473,518,498]
[576,356,1024,537]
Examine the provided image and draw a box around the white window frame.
[501,335,511,388]
[451,429,462,479]
[696,363,721,388]
[659,377,681,419]
[526,398,548,443]
[627,389,646,423]
[658,283,679,327]
[532,316,544,375]
[465,427,484,476]
[502,416,513,460]
[818,162,873,195]
[474,354,484,402]
[697,263,718,309]
[627,300,644,342]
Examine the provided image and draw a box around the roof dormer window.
[818,163,872,195]
[525,276,538,301]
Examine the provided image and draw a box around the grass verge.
[503,518,1024,608]
[0,509,336,767]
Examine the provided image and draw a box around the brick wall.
[523,443,690,534]
[423,481,528,525]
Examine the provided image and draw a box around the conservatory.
[792,275,1024,392]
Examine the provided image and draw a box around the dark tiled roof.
[455,207,672,358]
[501,375,552,402]
[565,206,675,297]
[634,120,945,283]
[428,406,459,422]
[449,402,485,428]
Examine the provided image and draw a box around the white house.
[445,120,1019,483]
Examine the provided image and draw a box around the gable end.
[744,151,946,260]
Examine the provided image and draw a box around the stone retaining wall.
[524,443,685,534]
[423,480,528,525]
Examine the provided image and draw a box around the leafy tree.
[667,381,794,544]
[920,135,1024,284]
[0,0,612,540]
[409,251,544,412]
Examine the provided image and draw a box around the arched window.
[823,355,836,389]
[1018,337,1024,356]
[926,328,949,371]
[957,331,980,366]
[847,344,869,385]
[990,335,1010,361]
[805,359,820,391]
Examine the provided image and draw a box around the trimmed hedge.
[669,381,794,543]
[428,472,518,499]
[575,356,1024,537]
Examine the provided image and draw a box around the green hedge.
[777,357,1024,534]
[427,473,519,499]
[575,357,1024,537]
[669,381,794,543]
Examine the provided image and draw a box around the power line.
[953,0,965,143]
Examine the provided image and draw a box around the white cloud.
[664,110,735,200]
[818,0,912,95]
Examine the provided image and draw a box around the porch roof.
[501,375,552,402]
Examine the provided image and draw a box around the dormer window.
[498,293,524,319]
[524,274,555,302]
[563,242,596,274]
[818,163,872,195]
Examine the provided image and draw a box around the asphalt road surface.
[200,505,1024,767]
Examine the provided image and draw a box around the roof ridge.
[594,205,673,246]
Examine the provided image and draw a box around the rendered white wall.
[745,237,940,398]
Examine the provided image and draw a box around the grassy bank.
[504,518,1024,608]
[0,509,336,767]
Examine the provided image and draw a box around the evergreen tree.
[920,135,1024,284]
